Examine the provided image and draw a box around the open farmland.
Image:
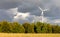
[0,33,60,37]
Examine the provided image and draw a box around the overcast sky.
[0,0,60,24]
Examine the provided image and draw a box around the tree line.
[0,21,60,33]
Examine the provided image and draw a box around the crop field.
[0,33,60,37]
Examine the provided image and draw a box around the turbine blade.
[39,7,43,11]
[43,9,48,11]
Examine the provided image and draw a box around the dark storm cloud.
[0,0,60,17]
[18,5,41,16]
[18,4,37,12]
[0,0,22,9]
[0,0,42,16]
[18,0,55,16]
[44,6,60,18]
[0,0,39,9]
[0,9,15,21]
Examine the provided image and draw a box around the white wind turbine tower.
[39,7,48,23]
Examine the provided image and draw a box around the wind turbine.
[39,7,48,23]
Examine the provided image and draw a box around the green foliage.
[0,21,60,33]
[35,22,47,33]
[11,22,25,33]
[0,21,12,33]
[23,22,35,33]
[52,25,60,33]
[46,24,52,33]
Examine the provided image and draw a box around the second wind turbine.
[39,7,48,23]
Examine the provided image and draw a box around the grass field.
[0,33,60,37]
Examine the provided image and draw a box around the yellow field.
[0,33,60,37]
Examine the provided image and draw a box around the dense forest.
[0,21,60,33]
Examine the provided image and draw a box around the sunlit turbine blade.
[43,9,48,11]
[39,7,43,11]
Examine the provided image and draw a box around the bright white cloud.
[52,19,60,23]
[31,15,49,23]
[7,7,30,22]
[14,12,30,20]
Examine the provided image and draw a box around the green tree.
[35,22,44,33]
[35,22,48,33]
[46,24,52,33]
[0,21,12,33]
[23,22,35,33]
[41,23,47,33]
[31,23,35,33]
[52,25,60,33]
[11,22,25,33]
